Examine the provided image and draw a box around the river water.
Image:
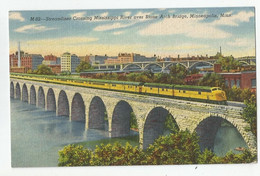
[11,99,248,167]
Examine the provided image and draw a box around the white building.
[61,52,80,73]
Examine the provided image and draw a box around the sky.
[9,7,256,58]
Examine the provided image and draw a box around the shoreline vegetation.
[58,130,257,166]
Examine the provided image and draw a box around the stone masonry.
[10,78,257,154]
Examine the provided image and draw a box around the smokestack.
[18,41,21,67]
[220,46,222,55]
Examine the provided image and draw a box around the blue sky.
[9,7,255,58]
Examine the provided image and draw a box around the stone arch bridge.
[10,78,256,153]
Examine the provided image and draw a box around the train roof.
[174,85,212,92]
[144,82,174,88]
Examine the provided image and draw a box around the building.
[219,71,256,91]
[184,74,203,85]
[42,54,61,74]
[60,52,80,73]
[90,55,110,64]
[133,53,157,62]
[10,52,44,72]
[105,53,135,64]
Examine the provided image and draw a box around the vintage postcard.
[9,7,257,168]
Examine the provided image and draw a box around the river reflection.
[11,99,110,167]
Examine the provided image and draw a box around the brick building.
[43,54,61,74]
[219,71,256,91]
[10,53,44,72]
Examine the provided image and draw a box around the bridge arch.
[164,63,188,70]
[195,116,248,153]
[30,85,36,105]
[143,107,171,149]
[10,82,14,98]
[88,96,107,130]
[38,86,45,109]
[15,83,21,100]
[71,93,85,121]
[57,90,69,117]
[47,88,56,112]
[238,61,250,65]
[188,61,214,70]
[144,63,163,72]
[111,100,135,137]
[22,84,28,102]
[122,64,142,70]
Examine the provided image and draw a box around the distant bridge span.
[10,78,256,152]
[92,58,256,71]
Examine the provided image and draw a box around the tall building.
[61,52,80,73]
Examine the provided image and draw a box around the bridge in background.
[92,58,256,72]
[10,78,256,153]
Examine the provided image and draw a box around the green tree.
[198,73,225,88]
[189,68,200,75]
[145,130,201,165]
[58,144,92,166]
[60,71,71,76]
[169,64,188,80]
[164,114,179,133]
[34,64,55,75]
[243,100,257,136]
[216,55,241,72]
[91,142,145,166]
[130,112,138,130]
[76,61,93,73]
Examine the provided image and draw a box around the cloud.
[113,31,124,35]
[70,12,86,18]
[10,40,144,56]
[134,11,153,20]
[26,37,98,46]
[14,24,57,33]
[212,11,254,26]
[94,22,135,31]
[227,38,253,47]
[123,11,131,16]
[100,12,109,17]
[161,43,209,51]
[158,8,166,11]
[139,16,231,39]
[9,12,25,22]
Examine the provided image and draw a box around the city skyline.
[9,7,256,58]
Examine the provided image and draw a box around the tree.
[164,114,179,133]
[216,55,241,72]
[243,100,257,136]
[91,142,145,166]
[130,112,138,130]
[60,71,71,76]
[76,61,92,73]
[189,68,200,75]
[169,64,188,79]
[198,73,225,88]
[34,64,55,75]
[145,130,201,165]
[58,144,92,166]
